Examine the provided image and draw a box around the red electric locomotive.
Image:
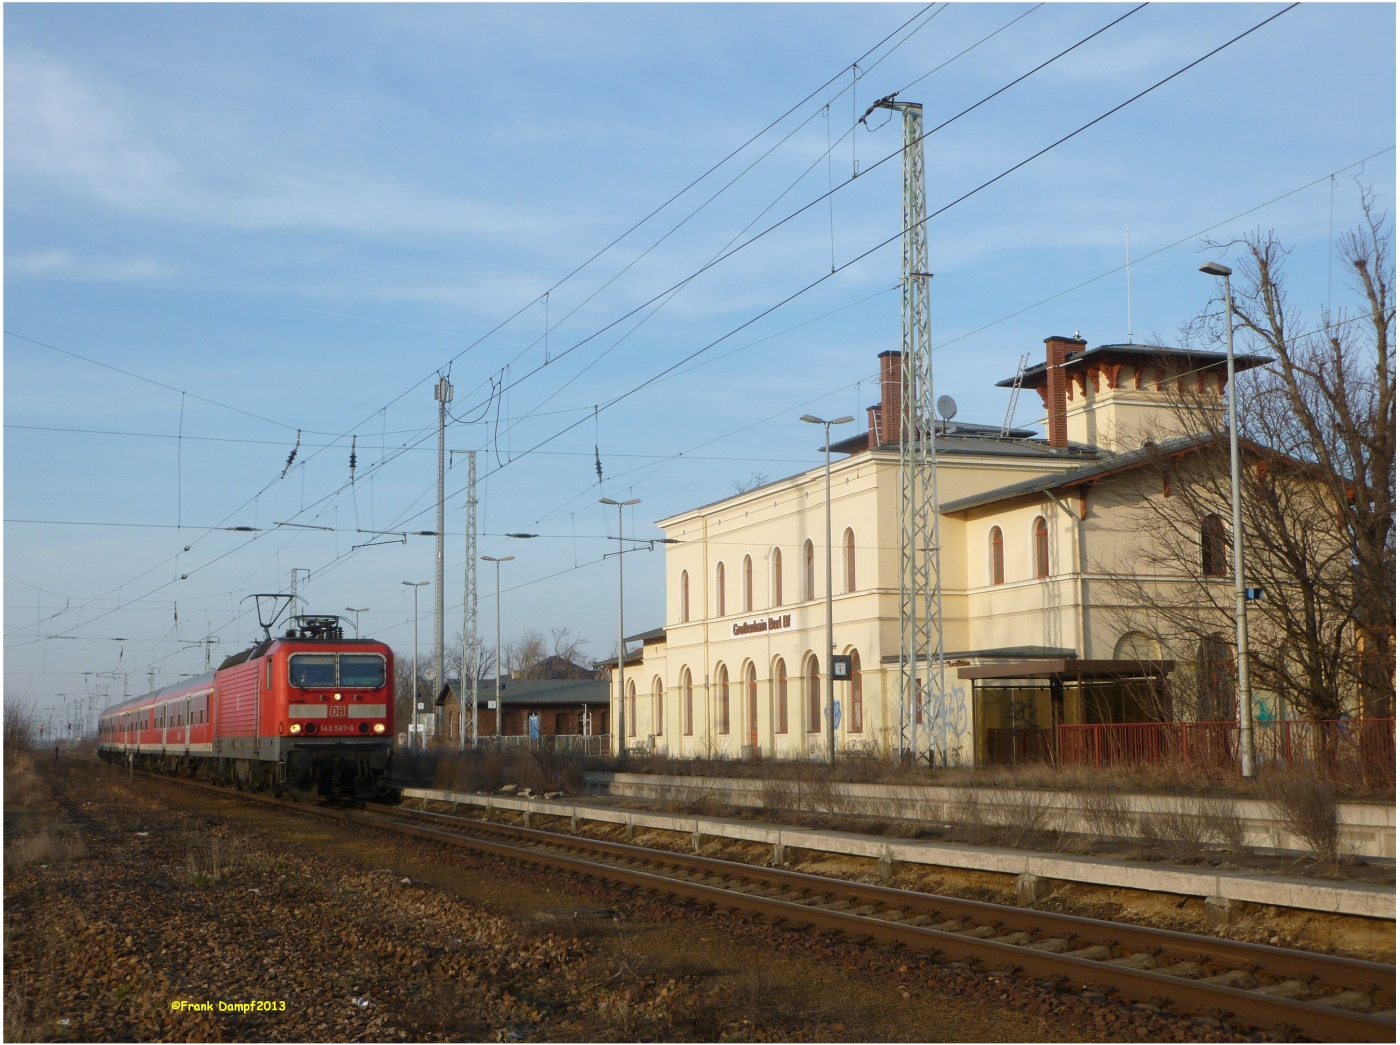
[98,615,396,801]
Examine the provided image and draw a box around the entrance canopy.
[957,659,1176,766]
[957,659,1174,682]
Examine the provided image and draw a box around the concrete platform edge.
[400,787,1395,921]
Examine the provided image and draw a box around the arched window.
[1201,514,1227,577]
[803,539,815,601]
[716,562,726,617]
[745,662,758,749]
[743,555,753,613]
[772,548,783,607]
[1114,632,1159,661]
[680,570,690,623]
[717,664,730,735]
[627,679,637,737]
[844,528,856,592]
[653,676,664,735]
[774,658,788,734]
[806,655,821,733]
[990,526,1005,585]
[849,650,863,732]
[1033,516,1049,578]
[1196,635,1234,721]
[682,668,693,736]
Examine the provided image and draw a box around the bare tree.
[732,471,770,494]
[1102,191,1395,721]
[501,627,592,679]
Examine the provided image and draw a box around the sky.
[4,2,1394,725]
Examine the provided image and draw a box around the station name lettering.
[732,614,792,637]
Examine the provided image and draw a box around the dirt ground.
[3,755,1285,1043]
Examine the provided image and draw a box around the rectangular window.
[289,654,336,688]
[339,655,387,688]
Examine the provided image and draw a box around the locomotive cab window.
[288,653,385,689]
[339,655,386,688]
[289,654,336,688]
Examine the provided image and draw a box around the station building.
[612,333,1269,765]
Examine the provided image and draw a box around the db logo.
[329,705,348,718]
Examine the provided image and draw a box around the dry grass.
[611,750,1393,800]
[430,746,586,795]
[5,828,88,868]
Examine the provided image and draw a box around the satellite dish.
[936,395,958,421]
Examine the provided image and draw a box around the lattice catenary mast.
[462,450,479,751]
[434,376,453,746]
[873,97,948,764]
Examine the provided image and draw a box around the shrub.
[990,788,1054,848]
[1078,788,1131,842]
[1262,770,1340,862]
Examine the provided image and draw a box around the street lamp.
[481,556,514,741]
[800,413,855,765]
[1199,261,1256,779]
[402,581,429,752]
[600,497,641,759]
[345,607,370,638]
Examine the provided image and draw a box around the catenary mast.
[434,376,453,746]
[874,97,947,765]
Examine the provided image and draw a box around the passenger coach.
[98,616,396,801]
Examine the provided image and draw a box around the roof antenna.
[1126,223,1133,344]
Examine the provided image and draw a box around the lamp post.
[600,497,641,760]
[1199,261,1256,779]
[481,556,514,741]
[345,607,369,638]
[402,581,429,752]
[800,413,855,765]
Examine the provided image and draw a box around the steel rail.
[359,806,1393,1042]
[381,803,1394,992]
[95,760,1395,1042]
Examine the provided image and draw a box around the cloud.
[4,247,179,281]
[4,50,547,243]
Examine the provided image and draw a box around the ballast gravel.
[4,761,1283,1042]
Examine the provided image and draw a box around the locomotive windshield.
[288,653,385,689]
[339,655,386,688]
[289,654,336,688]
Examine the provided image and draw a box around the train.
[97,615,397,801]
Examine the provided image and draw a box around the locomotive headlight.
[289,723,302,735]
[333,693,343,701]
[373,723,386,734]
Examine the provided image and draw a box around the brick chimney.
[1043,335,1084,450]
[866,404,881,450]
[878,350,903,447]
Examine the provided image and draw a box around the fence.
[1056,718,1395,782]
[472,733,612,758]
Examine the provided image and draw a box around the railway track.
[109,763,1395,1042]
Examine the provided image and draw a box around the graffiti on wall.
[918,681,969,766]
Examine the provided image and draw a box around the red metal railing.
[1056,718,1395,782]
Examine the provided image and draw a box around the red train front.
[99,615,396,801]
